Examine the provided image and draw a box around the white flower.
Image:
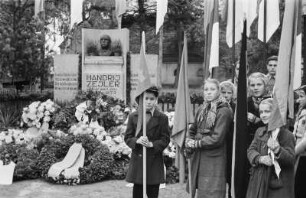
[56,130,65,137]
[4,136,13,144]
[113,136,123,144]
[29,101,40,109]
[37,112,44,119]
[38,105,45,113]
[45,104,53,111]
[122,145,132,155]
[44,111,50,116]
[43,116,51,122]
[75,102,89,124]
[0,133,5,141]
[27,112,37,121]
[36,122,42,129]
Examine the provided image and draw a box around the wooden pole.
[157,27,163,88]
[142,93,147,197]
[231,0,236,82]
[263,0,267,61]
[302,14,306,84]
[183,33,192,197]
[179,149,185,184]
[188,159,192,198]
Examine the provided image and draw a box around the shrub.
[0,104,21,129]
[0,143,40,180]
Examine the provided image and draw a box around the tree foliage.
[0,0,45,84]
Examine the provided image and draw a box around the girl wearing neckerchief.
[185,79,233,198]
[247,72,271,146]
[246,98,295,198]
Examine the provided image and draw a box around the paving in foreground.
[0,179,190,198]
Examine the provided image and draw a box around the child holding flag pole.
[124,32,170,198]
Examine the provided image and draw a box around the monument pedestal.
[82,56,125,100]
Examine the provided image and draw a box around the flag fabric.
[156,0,168,34]
[268,0,301,131]
[135,32,152,136]
[204,0,219,76]
[172,34,194,148]
[231,20,249,198]
[293,0,302,90]
[258,0,280,42]
[70,0,83,28]
[35,0,44,17]
[115,0,127,29]
[226,0,258,47]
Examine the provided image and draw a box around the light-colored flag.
[226,0,258,47]
[135,32,152,136]
[115,0,127,29]
[156,0,168,34]
[268,0,301,131]
[258,0,280,42]
[35,0,44,17]
[293,0,302,90]
[70,0,84,28]
[172,34,194,148]
[204,0,219,73]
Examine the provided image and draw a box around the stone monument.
[82,28,129,101]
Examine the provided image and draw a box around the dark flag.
[231,19,248,198]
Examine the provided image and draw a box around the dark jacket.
[246,126,295,198]
[247,97,267,145]
[124,109,170,185]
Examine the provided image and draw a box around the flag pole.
[183,33,192,198]
[142,31,147,197]
[142,92,147,197]
[157,26,163,88]
[263,0,267,60]
[231,0,236,82]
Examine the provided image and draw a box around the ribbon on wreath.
[48,143,85,180]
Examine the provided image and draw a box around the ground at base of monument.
[0,179,189,198]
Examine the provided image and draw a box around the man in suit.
[124,86,170,198]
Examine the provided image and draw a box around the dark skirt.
[295,156,306,198]
[246,166,270,198]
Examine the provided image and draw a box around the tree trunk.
[138,0,146,44]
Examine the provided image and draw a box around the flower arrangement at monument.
[21,99,57,130]
[0,129,34,146]
[0,90,183,185]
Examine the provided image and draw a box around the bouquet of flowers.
[101,135,131,159]
[0,129,31,146]
[69,122,107,141]
[164,111,175,129]
[75,101,97,125]
[163,141,176,159]
[21,99,57,129]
